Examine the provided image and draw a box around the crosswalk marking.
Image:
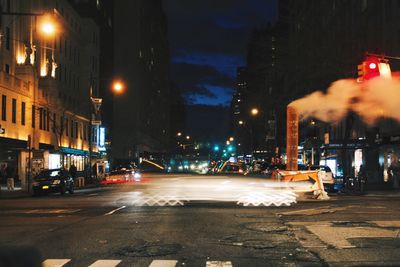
[88,260,122,267]
[149,260,178,267]
[42,259,71,267]
[206,261,233,267]
[42,259,233,267]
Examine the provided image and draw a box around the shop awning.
[60,147,89,156]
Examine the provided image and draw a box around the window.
[64,66,67,82]
[11,98,16,123]
[46,110,50,131]
[32,105,35,128]
[75,121,78,138]
[70,120,74,138]
[65,118,69,136]
[58,64,62,81]
[83,124,87,140]
[6,27,10,50]
[39,108,43,129]
[52,113,56,133]
[21,102,25,125]
[5,64,10,74]
[1,95,6,121]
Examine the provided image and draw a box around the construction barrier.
[276,170,330,200]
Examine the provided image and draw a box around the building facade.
[240,0,400,184]
[0,0,100,189]
[113,0,171,163]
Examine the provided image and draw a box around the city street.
[1,173,400,267]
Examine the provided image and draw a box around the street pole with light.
[238,120,254,157]
[88,79,125,182]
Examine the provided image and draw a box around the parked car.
[32,169,74,195]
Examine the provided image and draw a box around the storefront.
[59,147,89,172]
[0,137,27,185]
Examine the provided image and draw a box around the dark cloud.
[171,63,235,89]
[164,0,277,106]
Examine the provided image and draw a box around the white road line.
[206,261,233,267]
[88,260,122,267]
[149,260,178,267]
[104,206,126,216]
[42,259,71,267]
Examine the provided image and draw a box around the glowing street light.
[39,14,58,38]
[177,132,182,137]
[112,80,125,94]
[41,22,56,36]
[229,137,234,142]
[238,120,244,125]
[186,135,190,140]
[251,108,259,116]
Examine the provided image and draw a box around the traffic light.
[363,57,380,80]
[358,56,391,81]
[213,145,220,152]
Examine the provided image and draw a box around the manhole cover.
[117,243,182,257]
[245,222,289,233]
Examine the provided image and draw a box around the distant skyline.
[164,0,278,106]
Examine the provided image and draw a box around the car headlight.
[52,179,61,185]
[134,173,141,179]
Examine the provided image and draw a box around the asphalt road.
[1,173,400,267]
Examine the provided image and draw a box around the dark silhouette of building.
[113,0,171,162]
[239,0,400,184]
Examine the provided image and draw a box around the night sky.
[163,0,278,106]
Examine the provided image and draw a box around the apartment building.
[0,0,100,189]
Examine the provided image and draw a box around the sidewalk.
[0,183,104,199]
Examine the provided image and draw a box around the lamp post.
[88,79,126,181]
[238,120,254,157]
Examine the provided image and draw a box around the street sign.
[0,127,5,134]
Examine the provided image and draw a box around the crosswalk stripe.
[42,259,71,267]
[149,260,178,267]
[206,261,233,267]
[88,260,122,267]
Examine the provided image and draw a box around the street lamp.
[177,132,182,137]
[251,108,259,116]
[41,21,56,36]
[238,120,254,157]
[112,80,125,94]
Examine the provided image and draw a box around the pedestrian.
[389,154,400,190]
[358,164,367,192]
[69,163,77,180]
[6,164,15,191]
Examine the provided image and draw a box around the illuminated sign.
[99,127,105,147]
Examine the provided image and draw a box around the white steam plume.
[289,76,400,125]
